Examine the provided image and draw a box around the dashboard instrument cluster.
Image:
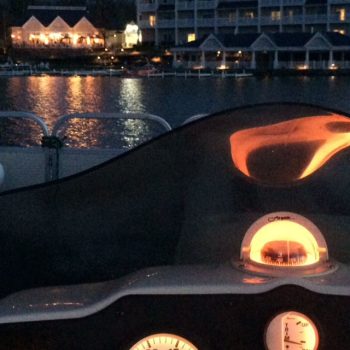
[0,211,348,350]
[1,104,350,350]
[0,285,350,349]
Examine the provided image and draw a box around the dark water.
[0,75,349,130]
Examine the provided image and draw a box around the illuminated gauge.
[236,212,335,276]
[129,333,198,350]
[265,311,319,350]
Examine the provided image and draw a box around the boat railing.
[0,111,50,137]
[0,112,172,192]
[0,112,50,191]
[182,113,209,125]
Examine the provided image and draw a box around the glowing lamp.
[297,64,309,70]
[72,34,79,45]
[218,64,229,70]
[125,23,139,34]
[238,212,333,276]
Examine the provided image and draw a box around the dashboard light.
[130,333,198,350]
[249,220,319,266]
[238,212,332,275]
[265,311,319,350]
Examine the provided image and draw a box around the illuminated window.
[149,15,156,27]
[337,8,346,21]
[244,11,255,19]
[271,10,281,20]
[187,33,196,42]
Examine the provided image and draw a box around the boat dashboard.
[1,103,350,349]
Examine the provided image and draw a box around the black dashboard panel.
[0,285,349,350]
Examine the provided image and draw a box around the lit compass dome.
[237,212,335,276]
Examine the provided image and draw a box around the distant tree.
[91,0,136,29]
[8,0,30,16]
[0,0,30,54]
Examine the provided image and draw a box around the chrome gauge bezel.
[233,258,338,277]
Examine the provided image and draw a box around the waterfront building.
[10,5,104,50]
[105,22,142,50]
[171,31,350,69]
[137,0,350,47]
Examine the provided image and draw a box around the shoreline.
[0,67,348,78]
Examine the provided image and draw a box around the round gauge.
[236,212,336,276]
[129,333,198,350]
[265,311,319,350]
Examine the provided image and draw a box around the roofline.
[171,45,350,52]
[305,32,332,48]
[171,32,350,51]
[251,32,277,49]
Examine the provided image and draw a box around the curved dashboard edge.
[0,263,350,324]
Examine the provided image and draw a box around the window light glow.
[338,8,346,21]
[187,33,196,42]
[72,34,79,45]
[149,15,156,27]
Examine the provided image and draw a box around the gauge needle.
[284,338,302,345]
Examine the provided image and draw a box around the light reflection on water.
[55,117,164,149]
[120,79,144,113]
[2,75,350,147]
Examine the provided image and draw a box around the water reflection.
[120,79,144,112]
[3,76,350,147]
[56,117,164,149]
[64,76,103,117]
[0,117,44,146]
[6,76,106,130]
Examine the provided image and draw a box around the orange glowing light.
[240,212,329,271]
[151,56,161,63]
[230,114,350,184]
[72,34,79,45]
[249,220,319,266]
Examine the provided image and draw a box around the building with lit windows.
[137,0,350,47]
[171,31,350,70]
[10,6,104,52]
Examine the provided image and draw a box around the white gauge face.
[265,311,319,350]
[130,333,198,350]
